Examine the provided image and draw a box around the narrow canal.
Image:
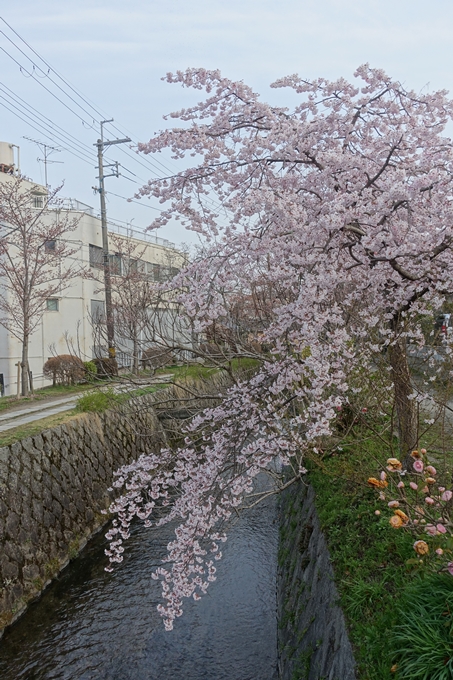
[0,493,279,680]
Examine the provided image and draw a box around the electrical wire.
[0,18,230,217]
[0,100,95,167]
[0,84,97,163]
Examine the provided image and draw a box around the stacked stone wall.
[0,394,165,634]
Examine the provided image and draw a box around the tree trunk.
[389,337,418,465]
[133,334,139,375]
[21,334,29,397]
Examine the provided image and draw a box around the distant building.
[0,141,186,396]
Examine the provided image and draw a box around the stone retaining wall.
[278,481,356,680]
[0,394,166,635]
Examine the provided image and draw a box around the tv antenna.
[23,137,63,187]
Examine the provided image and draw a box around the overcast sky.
[1,0,453,244]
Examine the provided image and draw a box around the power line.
[0,99,94,167]
[0,28,100,126]
[106,191,163,211]
[0,90,97,167]
[0,19,230,218]
[0,81,96,159]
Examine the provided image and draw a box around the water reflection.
[0,493,278,680]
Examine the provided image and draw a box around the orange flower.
[394,509,409,524]
[389,515,404,528]
[413,540,429,555]
[425,477,436,485]
[411,450,421,459]
[391,665,398,674]
[368,477,388,489]
[386,458,402,471]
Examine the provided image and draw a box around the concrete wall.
[0,393,166,634]
[0,170,184,395]
[278,481,356,680]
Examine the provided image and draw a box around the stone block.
[33,433,44,451]
[22,563,40,582]
[5,511,20,540]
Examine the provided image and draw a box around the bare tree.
[0,178,81,396]
[90,234,190,374]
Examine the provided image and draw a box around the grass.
[307,438,419,679]
[155,363,219,381]
[0,382,94,413]
[392,574,453,679]
[0,409,80,447]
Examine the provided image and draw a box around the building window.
[109,253,122,275]
[89,244,104,269]
[91,299,105,323]
[44,239,56,253]
[32,195,44,209]
[46,298,59,311]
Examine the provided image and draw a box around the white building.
[0,142,186,396]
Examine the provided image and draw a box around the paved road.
[0,376,172,434]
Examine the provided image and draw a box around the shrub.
[93,357,118,379]
[43,355,85,386]
[76,389,114,413]
[83,361,97,382]
[141,346,175,372]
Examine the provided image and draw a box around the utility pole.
[94,120,131,359]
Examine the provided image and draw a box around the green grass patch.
[0,410,81,447]
[308,445,416,679]
[392,574,453,679]
[0,383,94,413]
[155,364,218,381]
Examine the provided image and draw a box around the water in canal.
[0,492,279,680]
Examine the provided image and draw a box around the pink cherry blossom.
[410,482,418,491]
[104,65,453,629]
[425,524,438,536]
[442,490,453,502]
[413,460,424,474]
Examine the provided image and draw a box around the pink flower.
[388,500,399,508]
[436,548,444,555]
[397,481,405,489]
[425,524,437,536]
[413,460,424,473]
[425,497,435,505]
[447,562,453,576]
[380,471,387,481]
[437,523,447,534]
[441,490,453,502]
[410,482,418,491]
[422,486,429,493]
[426,465,437,475]
[420,448,427,455]
[361,407,368,413]
[374,510,381,516]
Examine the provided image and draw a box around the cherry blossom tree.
[107,65,453,629]
[0,178,81,395]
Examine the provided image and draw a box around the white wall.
[0,177,184,395]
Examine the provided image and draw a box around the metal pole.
[94,121,131,360]
[96,134,115,358]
